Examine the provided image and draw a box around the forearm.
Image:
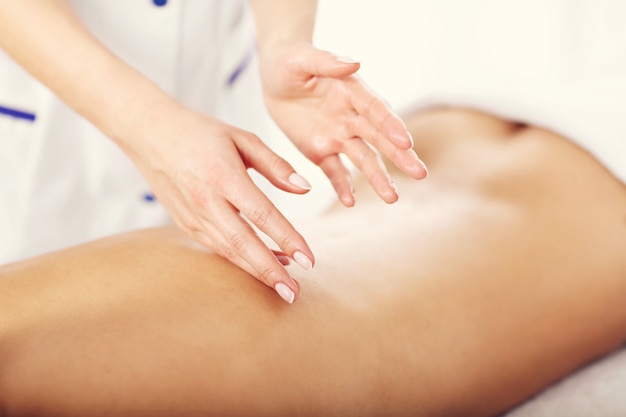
[250,0,317,51]
[0,0,179,154]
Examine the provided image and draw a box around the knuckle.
[380,111,394,129]
[368,127,382,147]
[188,187,209,209]
[369,170,390,188]
[219,241,238,261]
[250,205,272,228]
[363,96,377,118]
[277,233,294,252]
[259,266,277,285]
[346,142,368,167]
[310,133,340,158]
[188,187,211,211]
[228,231,248,252]
[269,153,290,174]
[189,228,213,247]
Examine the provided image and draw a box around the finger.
[273,250,292,266]
[226,177,315,272]
[189,224,257,276]
[208,200,300,304]
[349,116,428,180]
[291,47,360,78]
[192,224,302,298]
[318,155,356,207]
[193,222,296,278]
[234,132,312,194]
[342,138,398,204]
[350,80,413,150]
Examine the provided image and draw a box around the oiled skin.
[0,109,625,417]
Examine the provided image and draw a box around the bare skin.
[0,0,426,299]
[0,108,625,417]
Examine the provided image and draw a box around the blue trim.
[0,104,36,122]
[143,192,157,203]
[152,0,168,6]
[226,42,257,87]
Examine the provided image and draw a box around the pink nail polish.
[336,56,359,64]
[288,173,312,191]
[293,251,313,271]
[407,131,415,147]
[418,159,429,177]
[275,283,295,304]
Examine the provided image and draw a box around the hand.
[127,106,314,304]
[259,42,428,207]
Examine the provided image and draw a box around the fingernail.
[341,194,355,207]
[288,173,312,191]
[391,181,399,194]
[293,251,313,271]
[336,56,359,64]
[275,282,295,304]
[276,255,291,266]
[407,131,414,147]
[417,159,429,177]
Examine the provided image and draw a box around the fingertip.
[341,193,356,207]
[396,149,428,180]
[293,250,313,271]
[328,56,360,77]
[308,49,360,77]
[336,56,360,65]
[287,172,312,193]
[275,282,296,304]
[384,193,399,204]
[276,254,291,266]
[275,277,301,304]
[407,131,415,148]
[416,159,429,179]
[383,183,399,204]
[408,159,429,180]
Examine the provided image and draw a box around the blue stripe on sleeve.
[0,104,36,122]
[227,42,257,87]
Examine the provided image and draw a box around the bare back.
[1,109,625,417]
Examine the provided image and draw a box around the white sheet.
[505,347,626,416]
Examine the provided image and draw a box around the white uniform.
[0,0,287,263]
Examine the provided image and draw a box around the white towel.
[505,347,626,417]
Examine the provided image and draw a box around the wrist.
[251,0,316,53]
[88,66,183,159]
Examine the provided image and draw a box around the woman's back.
[1,109,625,416]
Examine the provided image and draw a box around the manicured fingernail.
[293,251,313,271]
[276,255,291,266]
[336,56,359,64]
[288,173,312,191]
[275,282,295,304]
[417,159,429,177]
[407,131,414,147]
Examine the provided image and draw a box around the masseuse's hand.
[130,107,314,304]
[0,0,308,304]
[259,42,429,207]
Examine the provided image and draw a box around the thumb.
[298,47,360,78]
